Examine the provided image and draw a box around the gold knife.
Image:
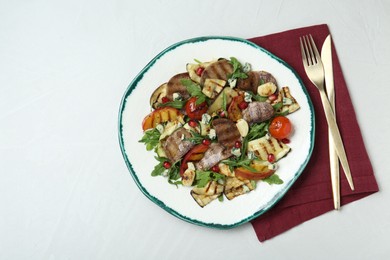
[321,35,341,209]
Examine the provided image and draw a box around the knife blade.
[321,34,341,209]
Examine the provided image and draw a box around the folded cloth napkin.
[248,24,379,242]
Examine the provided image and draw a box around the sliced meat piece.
[200,59,233,86]
[212,118,241,149]
[258,71,277,86]
[242,101,274,124]
[166,73,191,101]
[163,128,194,162]
[236,71,260,93]
[237,70,278,93]
[196,143,231,170]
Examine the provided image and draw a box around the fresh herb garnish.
[222,157,258,172]
[151,156,182,186]
[222,90,228,115]
[263,174,284,185]
[246,121,269,141]
[247,91,268,102]
[272,102,283,112]
[180,79,207,105]
[228,57,248,80]
[195,170,225,188]
[194,58,202,64]
[139,128,161,151]
[184,129,204,144]
[158,99,186,109]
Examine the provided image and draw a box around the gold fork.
[300,34,354,191]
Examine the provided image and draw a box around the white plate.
[118,36,315,229]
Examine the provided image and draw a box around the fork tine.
[309,34,321,64]
[299,37,308,66]
[305,35,315,65]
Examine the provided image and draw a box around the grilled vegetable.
[224,177,255,200]
[257,82,277,97]
[150,83,168,109]
[247,136,291,162]
[191,180,224,207]
[179,143,209,176]
[227,95,244,122]
[142,107,184,131]
[186,60,215,83]
[202,78,226,98]
[234,160,275,180]
[207,87,238,115]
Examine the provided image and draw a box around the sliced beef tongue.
[163,128,194,162]
[212,118,241,150]
[237,70,278,93]
[166,73,191,101]
[242,101,275,124]
[196,143,231,170]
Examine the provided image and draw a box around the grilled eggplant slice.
[150,83,168,109]
[191,181,225,207]
[224,177,255,200]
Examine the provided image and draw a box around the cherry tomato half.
[185,97,208,120]
[269,116,292,139]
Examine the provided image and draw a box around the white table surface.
[1,0,389,259]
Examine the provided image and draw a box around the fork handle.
[318,89,355,190]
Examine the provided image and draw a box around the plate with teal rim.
[118,36,315,229]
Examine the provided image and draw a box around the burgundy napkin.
[248,24,379,242]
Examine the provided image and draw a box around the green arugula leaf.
[246,91,268,102]
[139,128,161,151]
[158,99,186,109]
[195,170,225,188]
[151,156,168,176]
[180,79,207,105]
[228,57,248,80]
[222,157,258,172]
[272,102,283,112]
[184,129,204,144]
[262,174,284,185]
[246,121,269,141]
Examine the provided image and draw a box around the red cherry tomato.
[269,116,292,139]
[185,97,208,120]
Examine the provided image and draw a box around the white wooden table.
[1,0,389,259]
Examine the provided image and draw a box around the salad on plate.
[139,57,300,207]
